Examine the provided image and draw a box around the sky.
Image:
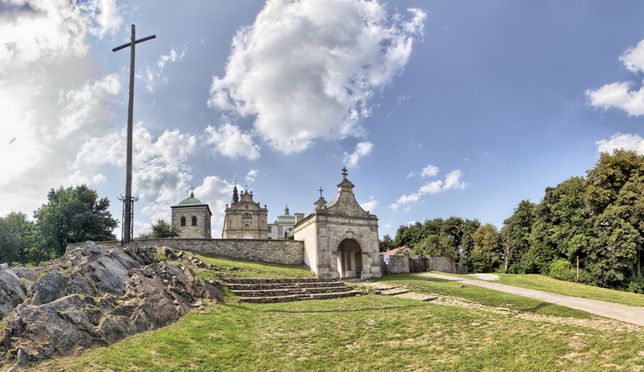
[1,0,643,239]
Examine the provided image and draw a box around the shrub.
[625,276,644,294]
[548,259,576,282]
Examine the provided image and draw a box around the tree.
[414,233,456,258]
[458,219,481,267]
[34,185,118,257]
[500,200,535,273]
[379,235,395,252]
[584,150,643,287]
[0,212,39,264]
[143,219,180,239]
[522,177,590,274]
[470,224,501,273]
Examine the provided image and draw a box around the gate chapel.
[294,168,382,279]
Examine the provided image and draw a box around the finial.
[285,204,289,215]
[189,185,195,198]
[341,167,348,178]
[318,187,324,197]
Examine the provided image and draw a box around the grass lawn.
[192,253,315,279]
[38,295,643,371]
[493,274,644,307]
[377,274,591,319]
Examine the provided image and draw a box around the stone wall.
[379,254,410,274]
[427,256,468,274]
[67,239,305,266]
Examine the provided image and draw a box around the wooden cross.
[113,24,156,245]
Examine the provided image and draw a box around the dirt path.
[421,272,644,327]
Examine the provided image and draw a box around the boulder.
[0,242,223,367]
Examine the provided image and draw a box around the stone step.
[378,288,409,296]
[225,282,345,290]
[230,286,353,297]
[238,290,361,304]
[222,277,341,285]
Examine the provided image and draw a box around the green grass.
[193,253,315,279]
[38,296,643,371]
[493,274,644,307]
[377,274,592,318]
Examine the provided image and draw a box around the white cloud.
[57,73,122,139]
[360,196,378,213]
[343,142,373,168]
[0,0,124,216]
[209,0,426,154]
[406,171,416,178]
[586,81,644,117]
[245,169,259,185]
[419,180,443,194]
[145,47,186,92]
[204,123,261,160]
[596,133,644,155]
[620,39,644,74]
[194,175,234,236]
[389,168,467,211]
[82,0,123,38]
[420,163,439,178]
[443,170,466,190]
[586,39,644,117]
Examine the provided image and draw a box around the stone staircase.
[222,277,361,303]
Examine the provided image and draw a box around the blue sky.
[1,0,643,238]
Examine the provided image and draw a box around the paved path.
[421,272,644,326]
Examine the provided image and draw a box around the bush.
[548,259,576,282]
[625,276,644,294]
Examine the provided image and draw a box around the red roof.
[380,247,403,256]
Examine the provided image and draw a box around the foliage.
[499,150,643,290]
[500,200,534,273]
[470,224,501,273]
[140,220,180,239]
[393,218,480,263]
[584,150,643,287]
[0,212,41,264]
[625,276,644,294]
[378,234,395,252]
[34,185,118,258]
[413,234,455,258]
[548,259,576,282]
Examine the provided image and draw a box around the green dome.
[176,192,204,206]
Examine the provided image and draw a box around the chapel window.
[180,216,186,226]
[192,216,197,226]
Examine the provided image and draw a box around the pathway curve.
[420,272,644,327]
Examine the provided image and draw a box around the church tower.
[171,190,212,239]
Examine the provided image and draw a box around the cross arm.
[112,34,157,52]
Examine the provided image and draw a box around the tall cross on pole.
[113,24,156,245]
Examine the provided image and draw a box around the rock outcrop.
[0,266,40,318]
[0,242,223,366]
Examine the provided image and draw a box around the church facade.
[293,168,382,279]
[221,185,269,239]
[171,191,212,239]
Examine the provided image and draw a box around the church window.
[180,216,186,226]
[244,223,250,229]
[191,216,197,226]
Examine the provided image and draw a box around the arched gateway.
[293,168,382,279]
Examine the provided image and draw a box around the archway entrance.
[337,239,362,278]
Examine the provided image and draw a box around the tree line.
[381,150,643,293]
[0,185,118,265]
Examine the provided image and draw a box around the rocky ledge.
[0,242,223,367]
